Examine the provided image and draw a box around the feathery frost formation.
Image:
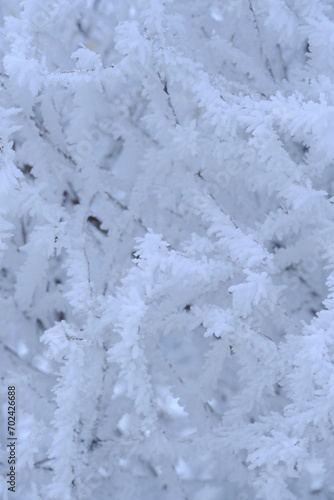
[1,1,334,499]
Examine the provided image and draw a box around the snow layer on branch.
[3,0,334,499]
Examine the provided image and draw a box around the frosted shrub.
[1,1,334,499]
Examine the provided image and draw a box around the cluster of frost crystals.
[1,0,334,499]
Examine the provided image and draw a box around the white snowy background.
[1,0,334,499]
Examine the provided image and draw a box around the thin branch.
[83,248,93,299]
[2,343,50,375]
[104,191,149,233]
[248,0,274,80]
[58,65,114,75]
[157,72,179,125]
[29,114,76,167]
[34,458,54,471]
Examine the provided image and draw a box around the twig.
[248,0,274,80]
[29,114,76,167]
[2,344,48,374]
[83,248,93,299]
[157,72,179,125]
[104,191,149,233]
[58,65,114,75]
